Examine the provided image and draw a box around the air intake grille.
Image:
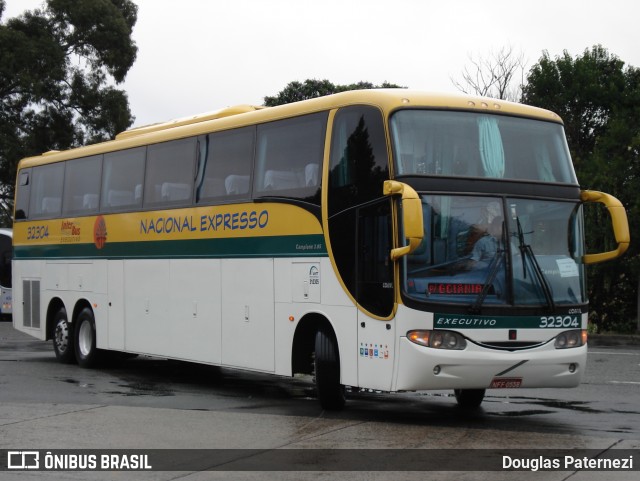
[475,341,546,351]
[22,280,41,328]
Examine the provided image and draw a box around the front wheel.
[314,328,345,410]
[53,307,75,364]
[454,389,485,408]
[74,307,101,368]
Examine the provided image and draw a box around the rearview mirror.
[383,180,424,261]
[580,190,630,264]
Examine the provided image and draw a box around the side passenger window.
[63,155,102,215]
[101,147,146,211]
[195,127,255,203]
[144,138,196,207]
[254,112,327,204]
[29,162,65,219]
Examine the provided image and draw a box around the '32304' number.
[27,225,49,240]
[539,316,580,328]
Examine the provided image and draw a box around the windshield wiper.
[469,221,507,314]
[516,218,555,310]
[469,248,504,314]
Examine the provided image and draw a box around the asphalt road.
[1,320,638,480]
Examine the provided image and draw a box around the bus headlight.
[407,330,467,350]
[554,329,587,349]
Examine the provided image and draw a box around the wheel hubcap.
[55,322,69,352]
[78,320,92,357]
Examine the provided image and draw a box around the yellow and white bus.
[12,90,629,409]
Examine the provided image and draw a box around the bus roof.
[17,89,563,169]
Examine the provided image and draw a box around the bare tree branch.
[451,46,527,101]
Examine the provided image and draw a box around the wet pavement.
[1,320,639,480]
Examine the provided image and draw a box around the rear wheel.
[74,307,101,368]
[314,327,345,410]
[454,389,485,408]
[52,307,75,364]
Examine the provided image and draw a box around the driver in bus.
[469,217,503,267]
[461,216,504,270]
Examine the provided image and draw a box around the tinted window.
[254,112,327,204]
[14,169,31,220]
[29,162,65,218]
[357,199,394,316]
[101,147,146,211]
[328,106,389,216]
[63,155,102,215]
[327,106,390,308]
[391,110,577,183]
[144,138,196,207]
[196,127,254,204]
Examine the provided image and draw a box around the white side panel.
[12,260,46,340]
[124,260,171,355]
[357,312,396,391]
[45,262,68,291]
[291,262,321,303]
[320,258,353,306]
[221,258,274,372]
[333,305,359,387]
[168,259,222,364]
[68,262,93,292]
[107,260,125,350]
[106,259,224,362]
[274,258,291,303]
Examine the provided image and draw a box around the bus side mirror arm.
[383,180,424,261]
[580,190,630,264]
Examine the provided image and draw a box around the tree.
[451,46,527,101]
[523,46,640,333]
[0,0,138,225]
[263,79,405,106]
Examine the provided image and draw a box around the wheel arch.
[291,312,337,375]
[46,297,67,341]
[72,298,94,325]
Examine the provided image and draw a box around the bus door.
[327,105,397,391]
[356,199,396,391]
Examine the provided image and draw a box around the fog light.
[569,363,577,373]
[433,365,441,375]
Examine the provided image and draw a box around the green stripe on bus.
[434,313,581,330]
[14,234,328,260]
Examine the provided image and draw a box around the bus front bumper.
[394,337,587,392]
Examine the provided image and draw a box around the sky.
[4,0,640,129]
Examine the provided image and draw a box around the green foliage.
[523,46,640,332]
[263,79,405,107]
[0,0,138,225]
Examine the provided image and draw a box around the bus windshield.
[391,110,577,184]
[404,195,586,308]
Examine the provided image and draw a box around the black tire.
[52,307,75,364]
[314,327,346,410]
[454,389,485,409]
[74,307,101,368]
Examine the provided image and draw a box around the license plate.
[490,377,522,389]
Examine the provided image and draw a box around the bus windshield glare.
[391,110,577,184]
[403,195,586,308]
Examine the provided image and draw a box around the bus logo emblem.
[94,216,107,249]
